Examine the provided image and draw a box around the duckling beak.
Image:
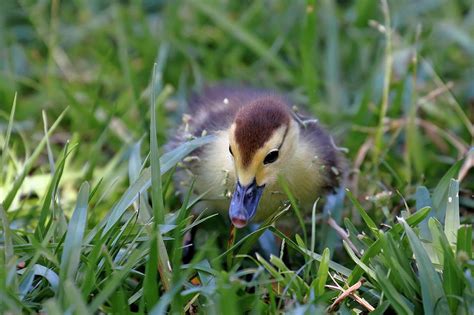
[229,179,265,228]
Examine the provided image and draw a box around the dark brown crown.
[234,97,290,166]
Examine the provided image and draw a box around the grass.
[1,0,473,313]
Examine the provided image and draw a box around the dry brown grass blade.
[327,279,374,312]
[228,225,237,249]
[327,217,361,257]
[458,149,473,182]
[417,81,454,105]
[349,137,373,197]
[389,118,469,157]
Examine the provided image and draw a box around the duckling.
[169,86,344,228]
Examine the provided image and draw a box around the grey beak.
[228,179,265,228]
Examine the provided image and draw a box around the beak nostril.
[246,187,255,198]
[229,180,264,228]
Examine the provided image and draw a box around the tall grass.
[0,0,472,313]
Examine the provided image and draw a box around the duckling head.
[228,97,299,228]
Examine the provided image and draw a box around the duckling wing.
[297,117,346,191]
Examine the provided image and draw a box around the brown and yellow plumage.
[168,86,344,227]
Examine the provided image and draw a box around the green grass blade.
[343,218,368,253]
[299,0,319,105]
[42,111,56,173]
[444,179,460,245]
[35,142,75,240]
[347,238,382,285]
[128,140,152,222]
[150,63,173,291]
[156,230,172,292]
[343,241,376,280]
[269,255,308,300]
[101,135,215,237]
[143,236,159,310]
[456,225,472,259]
[80,233,107,299]
[0,92,17,183]
[314,248,330,296]
[278,177,307,243]
[88,242,147,313]
[149,277,187,315]
[0,204,18,296]
[60,182,90,281]
[373,0,393,163]
[392,206,432,235]
[17,264,60,299]
[375,266,413,315]
[2,108,68,210]
[310,199,318,254]
[150,62,165,225]
[370,302,390,315]
[348,206,431,285]
[0,204,13,264]
[188,0,293,81]
[432,159,463,220]
[31,264,59,293]
[63,280,89,315]
[17,220,60,295]
[416,186,433,240]
[110,286,129,315]
[346,189,380,238]
[428,218,465,314]
[256,253,284,283]
[319,187,345,254]
[43,299,64,315]
[321,0,344,113]
[382,233,420,297]
[269,227,352,277]
[400,217,449,314]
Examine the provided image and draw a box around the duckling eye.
[229,145,234,157]
[263,150,279,165]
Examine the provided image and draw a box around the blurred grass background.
[0,0,473,313]
[2,0,472,187]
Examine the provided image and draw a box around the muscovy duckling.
[169,86,344,228]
